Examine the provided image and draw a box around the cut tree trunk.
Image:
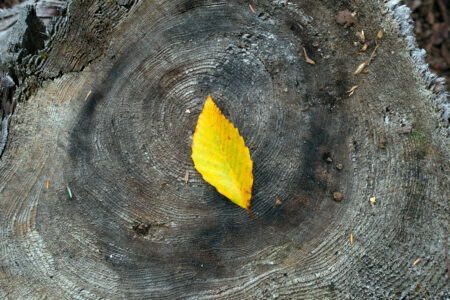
[0,0,448,299]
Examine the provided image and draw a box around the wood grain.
[0,0,448,299]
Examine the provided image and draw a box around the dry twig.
[302,46,315,65]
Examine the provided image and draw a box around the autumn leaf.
[191,95,254,217]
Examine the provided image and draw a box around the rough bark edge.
[0,0,138,159]
[1,0,139,101]
[385,0,449,130]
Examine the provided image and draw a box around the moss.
[409,128,431,160]
[410,129,426,147]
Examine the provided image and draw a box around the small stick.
[67,186,73,198]
[46,180,49,190]
[84,90,92,101]
[249,4,255,14]
[354,44,379,75]
[302,46,316,65]
[184,170,189,184]
[347,85,358,96]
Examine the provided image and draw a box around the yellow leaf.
[191,95,254,217]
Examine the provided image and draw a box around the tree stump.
[0,0,448,298]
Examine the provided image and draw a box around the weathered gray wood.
[0,0,448,299]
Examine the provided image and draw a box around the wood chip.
[302,46,315,65]
[323,152,333,163]
[333,192,343,202]
[185,109,191,113]
[84,90,92,101]
[361,43,368,51]
[249,4,256,14]
[184,170,189,184]
[350,232,354,244]
[347,85,358,96]
[413,258,422,266]
[356,30,365,42]
[46,180,49,190]
[377,29,384,39]
[354,61,368,75]
[275,199,282,206]
[336,163,343,170]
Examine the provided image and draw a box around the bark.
[0,0,448,299]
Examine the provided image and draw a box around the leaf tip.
[206,94,213,104]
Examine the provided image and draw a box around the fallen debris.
[336,163,343,170]
[302,46,315,65]
[184,170,189,184]
[350,232,354,244]
[354,61,367,75]
[356,30,365,42]
[347,85,358,96]
[413,258,422,266]
[333,192,343,202]
[377,29,383,39]
[335,9,358,27]
[275,199,282,206]
[405,0,449,87]
[249,4,255,14]
[323,152,333,163]
[84,90,92,101]
[67,186,73,199]
[354,44,379,75]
